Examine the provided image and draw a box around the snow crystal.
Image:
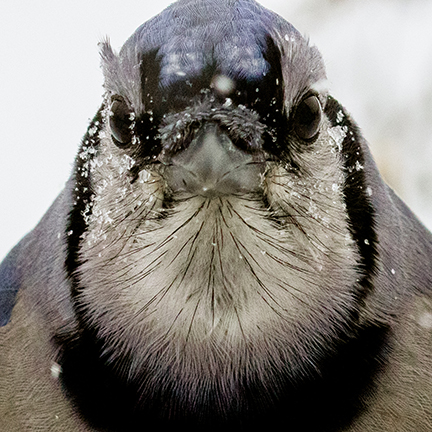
[418,311,432,329]
[212,75,235,95]
[223,98,233,108]
[50,362,62,379]
[88,125,98,137]
[114,154,136,175]
[366,186,373,196]
[355,161,364,171]
[328,125,347,152]
[284,34,296,43]
[139,169,151,183]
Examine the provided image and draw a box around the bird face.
[66,0,372,415]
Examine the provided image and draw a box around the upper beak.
[160,123,266,197]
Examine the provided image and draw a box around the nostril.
[170,127,196,155]
[159,121,200,159]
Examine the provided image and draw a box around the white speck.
[51,363,62,379]
[67,230,73,236]
[260,250,266,255]
[212,75,235,95]
[418,311,432,329]
[355,161,364,171]
[139,169,151,183]
[88,125,98,137]
[223,98,233,108]
[336,110,344,124]
[366,186,373,196]
[57,232,61,239]
[364,239,370,245]
[391,268,396,275]
[328,125,347,152]
[332,183,339,192]
[284,34,295,42]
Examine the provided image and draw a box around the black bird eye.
[292,95,322,141]
[109,96,134,146]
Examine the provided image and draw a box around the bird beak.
[159,123,266,197]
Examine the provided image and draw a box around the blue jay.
[1,0,432,430]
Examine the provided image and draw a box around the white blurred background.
[1,0,431,261]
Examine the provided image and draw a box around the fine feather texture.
[1,0,432,431]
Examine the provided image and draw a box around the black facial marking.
[325,95,379,301]
[162,60,222,112]
[118,30,320,170]
[141,49,163,115]
[65,106,103,299]
[230,36,290,158]
[136,34,296,166]
[131,49,164,162]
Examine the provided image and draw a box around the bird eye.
[109,96,134,146]
[292,95,322,141]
